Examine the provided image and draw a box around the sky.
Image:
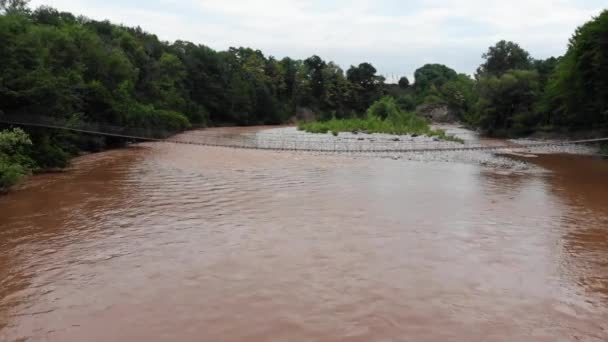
[29,0,606,82]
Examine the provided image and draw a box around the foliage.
[395,94,416,112]
[0,3,388,183]
[471,10,608,135]
[0,0,30,14]
[414,64,458,98]
[540,10,608,129]
[0,128,33,191]
[409,64,477,121]
[366,96,402,120]
[440,74,477,119]
[398,77,410,89]
[346,63,385,113]
[299,97,462,142]
[476,40,533,78]
[533,57,560,89]
[474,70,540,136]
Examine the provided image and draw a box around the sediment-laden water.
[1,127,607,341]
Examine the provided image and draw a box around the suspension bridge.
[1,115,607,154]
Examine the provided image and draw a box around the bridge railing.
[0,113,181,140]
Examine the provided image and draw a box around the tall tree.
[439,74,477,119]
[413,64,458,99]
[346,62,384,113]
[541,10,608,127]
[398,76,410,89]
[303,55,327,104]
[476,40,532,78]
[0,0,30,14]
[475,70,540,135]
[533,57,560,89]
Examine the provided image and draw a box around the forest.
[1,0,607,191]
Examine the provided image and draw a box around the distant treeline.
[388,8,607,137]
[0,0,607,190]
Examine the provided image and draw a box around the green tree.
[366,96,401,120]
[0,0,30,14]
[303,55,326,100]
[439,74,477,120]
[476,40,532,77]
[346,62,384,113]
[0,128,33,191]
[475,70,540,135]
[395,94,416,112]
[31,6,76,26]
[413,64,458,99]
[533,57,560,89]
[541,10,608,128]
[321,62,350,117]
[398,76,410,89]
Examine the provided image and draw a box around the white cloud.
[29,0,605,80]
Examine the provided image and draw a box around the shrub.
[29,134,70,169]
[0,128,34,191]
[123,102,191,137]
[396,94,416,112]
[366,96,400,120]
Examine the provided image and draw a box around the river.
[1,127,607,341]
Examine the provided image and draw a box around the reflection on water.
[0,128,607,341]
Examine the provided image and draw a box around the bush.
[152,109,191,131]
[122,102,191,137]
[366,96,400,120]
[396,94,416,112]
[0,160,28,191]
[29,134,70,169]
[0,128,34,191]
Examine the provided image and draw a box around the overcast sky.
[30,0,606,81]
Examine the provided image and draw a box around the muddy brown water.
[1,127,607,341]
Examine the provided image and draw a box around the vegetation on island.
[298,97,463,143]
[0,0,607,190]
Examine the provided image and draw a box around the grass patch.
[298,97,464,143]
